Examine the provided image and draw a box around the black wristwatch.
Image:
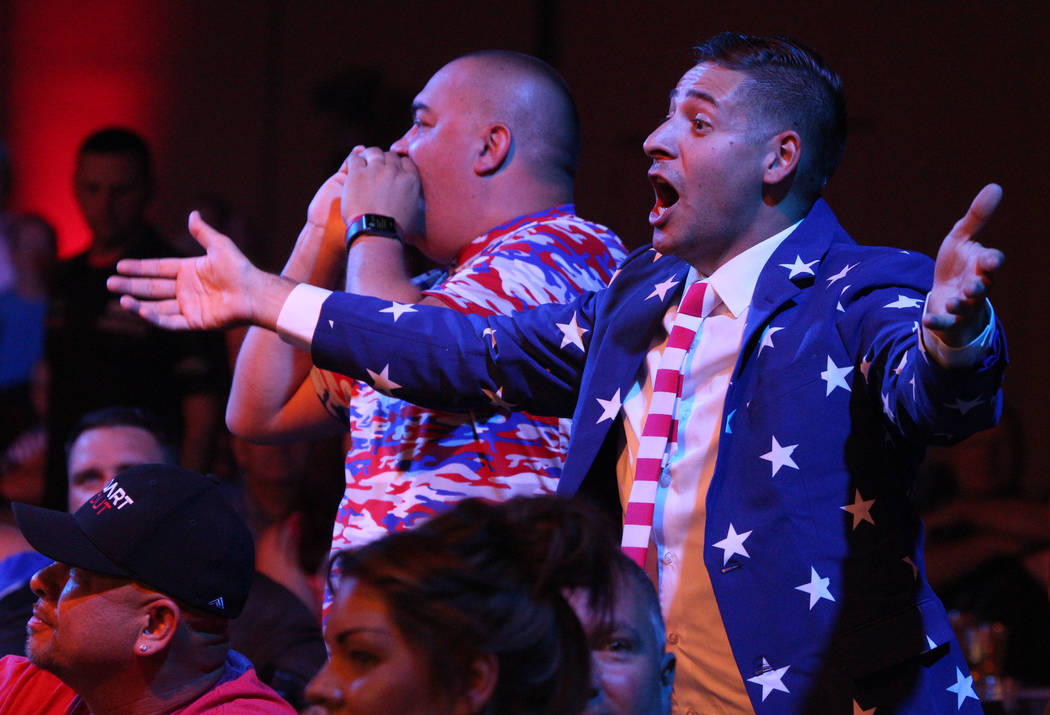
[345,214,403,248]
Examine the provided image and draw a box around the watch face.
[366,214,398,234]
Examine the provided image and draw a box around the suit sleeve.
[310,290,600,418]
[833,250,1006,445]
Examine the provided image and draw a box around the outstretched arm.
[922,183,1005,349]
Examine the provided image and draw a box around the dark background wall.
[4,0,1047,493]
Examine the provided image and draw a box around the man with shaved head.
[224,51,626,583]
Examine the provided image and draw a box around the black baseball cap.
[13,464,254,618]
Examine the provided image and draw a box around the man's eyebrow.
[682,88,719,106]
[410,102,430,114]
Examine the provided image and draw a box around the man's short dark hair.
[65,406,177,463]
[76,126,153,183]
[694,32,846,199]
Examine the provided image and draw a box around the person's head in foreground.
[306,496,673,715]
[422,496,675,715]
[8,463,288,714]
[305,498,592,714]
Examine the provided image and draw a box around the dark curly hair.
[330,497,594,714]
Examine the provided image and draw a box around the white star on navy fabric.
[724,409,736,434]
[795,567,836,609]
[780,255,818,279]
[827,262,857,287]
[927,635,939,650]
[946,666,979,709]
[893,352,908,376]
[713,523,752,565]
[758,325,784,356]
[595,389,622,423]
[555,311,588,351]
[884,294,923,310]
[881,393,896,424]
[380,301,417,322]
[945,396,984,415]
[328,319,334,329]
[367,364,401,392]
[836,285,850,312]
[853,700,877,715]
[841,490,875,529]
[482,327,497,349]
[482,387,515,411]
[820,356,853,396]
[647,275,680,301]
[747,659,790,701]
[761,436,799,477]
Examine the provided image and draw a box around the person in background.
[1,463,295,713]
[45,127,228,508]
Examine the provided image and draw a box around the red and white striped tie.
[622,280,711,566]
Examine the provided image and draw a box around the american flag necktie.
[621,279,712,566]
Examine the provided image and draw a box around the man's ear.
[474,124,512,176]
[134,597,180,657]
[763,130,801,185]
[454,651,498,714]
[659,651,676,702]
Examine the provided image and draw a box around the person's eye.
[693,115,711,131]
[598,636,636,653]
[348,650,381,667]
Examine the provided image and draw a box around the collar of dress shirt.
[685,220,802,319]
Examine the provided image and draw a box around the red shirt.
[0,652,296,714]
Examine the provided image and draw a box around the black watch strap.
[345,214,403,248]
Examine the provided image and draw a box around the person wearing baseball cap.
[0,463,296,714]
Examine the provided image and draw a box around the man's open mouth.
[648,173,679,225]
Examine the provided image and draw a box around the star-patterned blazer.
[311,199,1005,713]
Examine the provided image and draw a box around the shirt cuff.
[920,297,996,369]
[276,283,332,351]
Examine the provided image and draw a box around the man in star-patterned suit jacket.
[111,33,1006,713]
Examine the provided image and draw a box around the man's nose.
[643,119,674,159]
[390,129,412,156]
[30,562,68,601]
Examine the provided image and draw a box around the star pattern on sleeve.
[795,567,836,610]
[482,327,497,349]
[646,275,680,301]
[826,262,857,287]
[853,699,877,715]
[761,436,798,477]
[713,523,752,565]
[946,667,979,709]
[724,409,736,434]
[893,352,908,376]
[380,301,418,322]
[820,356,853,396]
[366,364,401,393]
[881,392,896,424]
[747,659,790,701]
[836,284,851,313]
[945,396,985,415]
[758,325,784,356]
[884,294,923,310]
[595,389,622,423]
[779,255,818,279]
[482,386,516,411]
[555,311,588,351]
[840,489,875,529]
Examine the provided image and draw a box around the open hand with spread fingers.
[107,211,296,332]
[923,183,1005,347]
